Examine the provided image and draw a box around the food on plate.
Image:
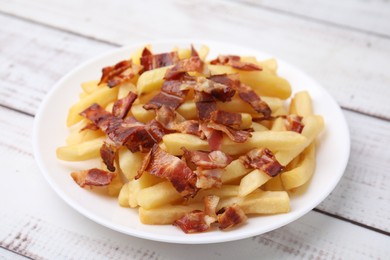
[56,44,325,233]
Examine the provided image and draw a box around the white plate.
[33,40,350,244]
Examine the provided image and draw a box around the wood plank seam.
[0,245,35,260]
[313,208,390,236]
[230,0,390,39]
[0,104,34,118]
[0,10,120,48]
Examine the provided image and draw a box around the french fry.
[56,137,104,161]
[219,190,290,214]
[271,117,287,131]
[67,86,118,126]
[251,122,269,132]
[137,66,171,95]
[163,131,307,156]
[118,148,144,181]
[139,203,203,225]
[190,185,240,202]
[118,82,137,99]
[137,181,182,209]
[118,183,130,207]
[81,80,101,94]
[66,120,103,145]
[289,91,313,117]
[208,65,291,99]
[281,142,316,190]
[238,170,272,197]
[127,173,162,208]
[221,159,251,184]
[275,115,324,165]
[263,175,285,191]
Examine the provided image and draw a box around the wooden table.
[1,0,389,259]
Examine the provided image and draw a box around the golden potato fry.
[67,86,118,126]
[263,175,284,191]
[137,66,171,95]
[190,185,240,202]
[221,159,251,184]
[139,203,203,225]
[208,65,291,99]
[289,91,313,117]
[238,170,272,197]
[131,45,151,65]
[137,181,182,209]
[281,142,316,190]
[81,80,101,94]
[56,137,104,161]
[271,117,287,131]
[118,183,130,207]
[127,173,162,208]
[118,82,137,99]
[118,148,144,181]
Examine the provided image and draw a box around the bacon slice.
[199,122,223,151]
[210,55,262,71]
[210,110,242,129]
[81,103,163,152]
[71,168,115,188]
[240,148,284,177]
[195,91,217,121]
[140,145,198,198]
[174,210,212,233]
[195,168,224,189]
[164,56,204,80]
[99,60,142,88]
[284,115,304,133]
[143,91,185,110]
[204,195,220,219]
[236,83,271,119]
[100,142,117,172]
[140,49,179,71]
[182,148,232,169]
[207,121,251,143]
[112,91,137,118]
[155,106,201,136]
[217,204,247,230]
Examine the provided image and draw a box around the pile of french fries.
[57,45,324,228]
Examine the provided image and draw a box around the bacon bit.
[140,50,179,71]
[210,110,242,129]
[112,91,137,118]
[210,55,262,71]
[236,83,271,119]
[217,204,247,230]
[240,148,284,177]
[195,168,224,189]
[207,121,251,143]
[191,45,199,57]
[161,79,192,98]
[284,115,304,133]
[155,106,201,136]
[99,60,142,88]
[140,145,198,198]
[204,195,220,219]
[182,148,232,169]
[199,123,223,151]
[81,103,163,152]
[71,168,115,188]
[164,56,204,80]
[100,142,117,172]
[195,91,217,121]
[208,74,240,89]
[143,91,185,110]
[174,210,211,233]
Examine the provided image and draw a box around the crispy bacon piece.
[204,195,220,219]
[182,148,232,169]
[143,91,185,110]
[164,56,204,80]
[112,91,137,118]
[100,142,117,172]
[81,103,164,152]
[284,115,304,133]
[191,45,199,57]
[71,168,115,188]
[217,204,247,230]
[174,210,213,233]
[240,148,284,177]
[195,168,224,189]
[207,121,251,143]
[140,145,198,198]
[155,106,201,136]
[161,79,193,98]
[195,91,217,121]
[199,123,223,151]
[99,60,142,88]
[236,83,271,119]
[140,49,179,71]
[210,55,262,71]
[210,110,242,129]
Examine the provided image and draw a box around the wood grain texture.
[0,1,390,119]
[0,13,114,116]
[234,0,390,37]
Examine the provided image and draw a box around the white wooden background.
[0,0,389,259]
